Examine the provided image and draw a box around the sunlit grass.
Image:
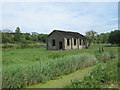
[3,44,118,65]
[65,58,118,88]
[2,44,118,88]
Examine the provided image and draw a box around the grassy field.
[65,58,118,88]
[2,44,119,88]
[2,44,118,65]
[28,58,118,88]
[28,65,96,88]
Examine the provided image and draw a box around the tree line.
[1,27,120,45]
[1,27,48,44]
[85,29,120,46]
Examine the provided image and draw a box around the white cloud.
[2,2,118,34]
[94,24,118,34]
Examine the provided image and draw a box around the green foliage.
[2,32,48,46]
[2,43,45,49]
[96,33,109,44]
[0,33,2,44]
[2,44,14,49]
[85,29,120,45]
[96,52,111,63]
[2,33,14,43]
[2,44,118,88]
[95,46,117,63]
[25,34,31,40]
[85,30,97,47]
[19,43,31,49]
[15,27,21,33]
[108,30,120,44]
[1,29,119,46]
[2,44,118,64]
[2,53,98,88]
[14,27,22,42]
[1,27,48,44]
[31,35,39,41]
[38,34,47,43]
[85,30,97,37]
[66,58,118,88]
[48,53,65,59]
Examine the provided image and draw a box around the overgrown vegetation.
[65,58,118,88]
[1,28,120,48]
[1,27,48,45]
[2,44,118,88]
[2,43,45,49]
[3,44,118,65]
[2,53,97,88]
[2,27,119,88]
[85,30,120,45]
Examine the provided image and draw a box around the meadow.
[65,58,118,88]
[2,44,119,88]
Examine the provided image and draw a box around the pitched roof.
[48,30,85,38]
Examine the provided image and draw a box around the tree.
[96,34,101,44]
[14,27,21,42]
[15,27,21,33]
[96,33,109,44]
[85,30,97,47]
[108,30,120,44]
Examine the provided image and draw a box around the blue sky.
[1,2,118,34]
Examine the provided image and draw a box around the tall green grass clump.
[95,46,118,63]
[66,58,118,88]
[2,53,97,88]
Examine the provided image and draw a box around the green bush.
[15,43,31,49]
[2,44,14,49]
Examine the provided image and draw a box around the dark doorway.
[59,42,62,49]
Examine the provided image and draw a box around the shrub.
[17,43,32,49]
[2,44,14,49]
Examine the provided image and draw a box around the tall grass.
[2,44,118,65]
[66,58,118,88]
[2,43,45,49]
[2,44,118,88]
[2,53,97,88]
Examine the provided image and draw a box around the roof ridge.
[54,30,80,33]
[48,30,85,38]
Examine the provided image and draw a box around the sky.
[0,2,118,35]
